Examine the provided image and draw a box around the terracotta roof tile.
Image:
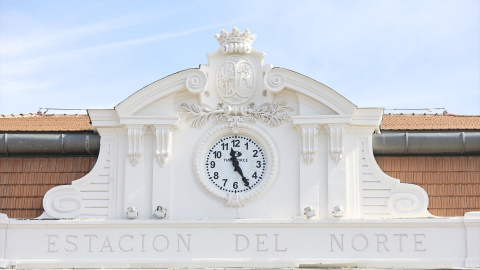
[0,157,97,218]
[2,112,478,132]
[381,113,480,130]
[0,114,92,132]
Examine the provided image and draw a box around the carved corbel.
[153,125,175,167]
[327,125,345,164]
[299,125,318,164]
[127,126,145,167]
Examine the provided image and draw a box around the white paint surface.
[1,28,479,269]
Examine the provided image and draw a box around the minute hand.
[229,148,249,186]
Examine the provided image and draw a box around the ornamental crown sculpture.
[214,27,257,54]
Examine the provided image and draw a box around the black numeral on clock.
[213,151,222,158]
[221,143,228,150]
[231,139,240,147]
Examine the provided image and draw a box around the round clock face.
[205,134,266,193]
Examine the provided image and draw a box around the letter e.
[47,235,59,253]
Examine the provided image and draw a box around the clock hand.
[229,148,250,186]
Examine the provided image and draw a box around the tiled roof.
[0,113,479,218]
[381,113,480,130]
[0,114,92,132]
[0,157,97,218]
[376,156,480,217]
[2,113,479,132]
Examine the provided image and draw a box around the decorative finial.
[214,27,257,54]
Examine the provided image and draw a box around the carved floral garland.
[178,102,293,131]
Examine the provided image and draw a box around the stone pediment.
[40,27,428,220]
[2,27,479,270]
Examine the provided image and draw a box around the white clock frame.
[194,123,279,207]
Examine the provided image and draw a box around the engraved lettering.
[256,234,268,252]
[234,234,249,252]
[47,235,59,253]
[84,235,97,253]
[140,234,146,252]
[152,235,169,252]
[330,234,344,252]
[351,234,368,251]
[375,234,390,252]
[393,234,408,252]
[119,235,133,252]
[273,234,287,252]
[41,231,426,255]
[413,234,426,252]
[100,236,114,252]
[330,233,426,253]
[177,234,191,252]
[65,235,78,252]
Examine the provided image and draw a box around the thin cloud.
[1,13,151,59]
[1,22,235,73]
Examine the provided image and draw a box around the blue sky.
[1,0,479,115]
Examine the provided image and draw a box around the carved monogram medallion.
[217,56,254,105]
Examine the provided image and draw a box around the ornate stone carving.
[360,139,430,217]
[387,193,423,217]
[226,193,245,208]
[178,102,293,131]
[186,69,208,93]
[154,126,173,167]
[264,70,286,93]
[215,27,256,54]
[193,123,279,207]
[43,186,83,218]
[217,56,255,104]
[300,125,318,164]
[178,103,229,128]
[327,125,345,164]
[127,126,144,167]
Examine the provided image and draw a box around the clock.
[205,134,266,193]
[194,123,279,207]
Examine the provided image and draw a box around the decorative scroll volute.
[264,69,286,93]
[43,186,84,218]
[387,193,421,216]
[186,69,208,94]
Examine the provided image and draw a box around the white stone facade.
[1,28,479,269]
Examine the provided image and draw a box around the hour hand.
[230,149,249,186]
